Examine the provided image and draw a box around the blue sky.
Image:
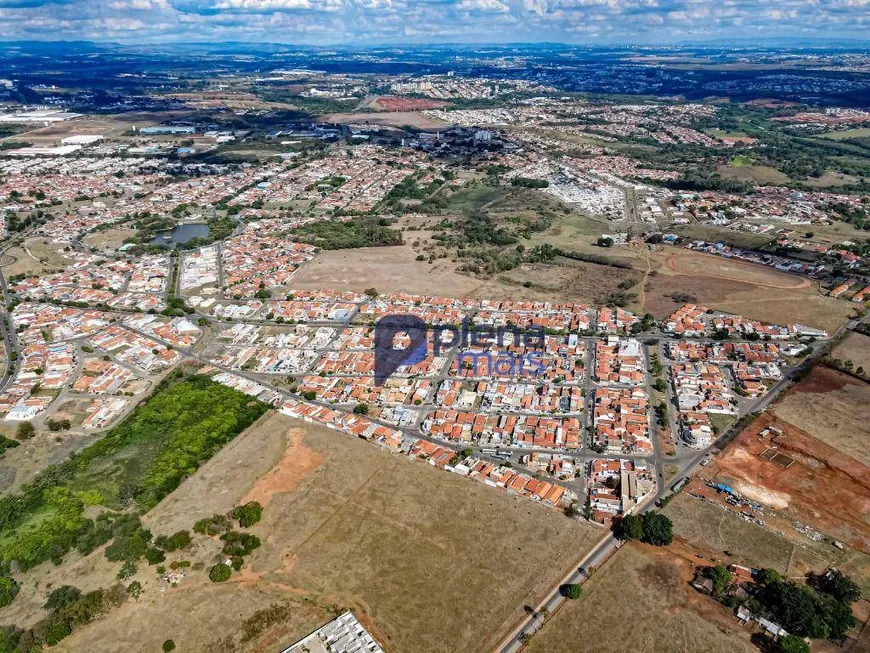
[0,0,867,44]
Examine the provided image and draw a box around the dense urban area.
[0,41,868,653]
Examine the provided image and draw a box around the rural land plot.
[523,542,758,653]
[773,366,870,469]
[56,412,602,653]
[663,493,795,573]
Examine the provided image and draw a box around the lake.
[151,223,210,247]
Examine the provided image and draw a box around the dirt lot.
[524,542,757,653]
[832,332,870,379]
[664,493,796,572]
[292,244,636,307]
[42,412,600,653]
[320,111,449,131]
[773,366,870,468]
[1,237,73,277]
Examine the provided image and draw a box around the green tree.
[810,569,861,604]
[162,639,176,652]
[619,514,644,541]
[564,583,583,600]
[43,585,81,611]
[756,568,782,586]
[233,502,263,528]
[707,565,732,596]
[641,512,673,546]
[209,564,231,583]
[0,577,18,608]
[777,635,809,653]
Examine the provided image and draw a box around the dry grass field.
[1,237,73,277]
[524,543,757,653]
[642,247,852,332]
[41,412,600,653]
[663,493,795,572]
[773,366,870,468]
[292,242,634,306]
[0,112,191,146]
[832,332,870,379]
[81,226,137,251]
[717,163,790,185]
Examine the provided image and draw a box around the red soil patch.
[242,427,324,508]
[703,413,870,552]
[790,364,855,394]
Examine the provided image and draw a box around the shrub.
[564,583,582,600]
[0,576,19,608]
[208,564,231,583]
[233,502,263,528]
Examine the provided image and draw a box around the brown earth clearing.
[773,366,870,468]
[696,412,870,554]
[523,542,758,653]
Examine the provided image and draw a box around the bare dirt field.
[319,111,449,131]
[699,412,870,553]
[292,245,634,306]
[832,332,870,379]
[48,412,601,653]
[524,542,757,653]
[773,366,870,468]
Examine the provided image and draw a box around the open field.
[832,332,870,378]
[718,163,790,185]
[1,236,73,277]
[319,111,448,131]
[669,224,774,251]
[369,96,447,112]
[661,248,811,289]
[700,411,870,553]
[0,112,192,146]
[292,241,635,306]
[820,128,870,141]
[497,259,637,305]
[49,412,601,653]
[524,542,757,653]
[664,493,795,572]
[81,225,137,251]
[801,170,861,188]
[641,248,851,332]
[773,366,870,468]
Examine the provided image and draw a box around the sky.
[0,0,868,45]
